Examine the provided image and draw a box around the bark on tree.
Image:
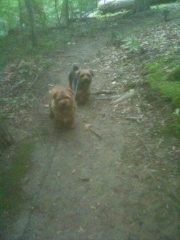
[24,0,38,48]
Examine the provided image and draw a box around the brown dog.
[49,86,77,129]
[69,65,94,104]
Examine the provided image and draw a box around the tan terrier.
[68,64,94,104]
[49,86,77,129]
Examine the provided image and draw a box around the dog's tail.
[72,63,79,71]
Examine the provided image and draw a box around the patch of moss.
[143,56,180,137]
[143,57,176,75]
[163,65,180,82]
[0,141,34,216]
[162,114,180,138]
[144,57,180,107]
[124,82,138,92]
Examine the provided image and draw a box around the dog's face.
[76,69,94,88]
[51,86,74,109]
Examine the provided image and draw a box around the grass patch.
[143,56,180,137]
[143,58,180,106]
[0,141,34,216]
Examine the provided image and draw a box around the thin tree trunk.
[134,0,150,12]
[7,0,12,30]
[64,0,69,27]
[18,0,25,42]
[60,0,69,27]
[54,0,61,26]
[24,0,38,48]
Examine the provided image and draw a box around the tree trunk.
[60,0,69,27]
[7,0,12,30]
[18,0,25,42]
[54,0,61,26]
[24,0,38,48]
[64,0,69,27]
[134,0,150,12]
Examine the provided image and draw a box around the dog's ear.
[51,91,58,100]
[89,69,94,77]
[76,70,81,77]
[67,88,74,96]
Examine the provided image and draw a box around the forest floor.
[1,3,180,240]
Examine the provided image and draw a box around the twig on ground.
[93,90,117,95]
[78,177,90,182]
[137,135,152,162]
[51,164,60,185]
[111,89,135,104]
[93,97,112,100]
[171,191,180,203]
[61,55,74,57]
[30,72,39,87]
[36,129,46,148]
[124,116,142,123]
[90,128,102,139]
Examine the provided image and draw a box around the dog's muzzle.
[81,79,91,86]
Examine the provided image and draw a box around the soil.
[1,6,180,240]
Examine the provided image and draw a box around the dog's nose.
[84,79,91,84]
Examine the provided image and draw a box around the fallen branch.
[111,89,135,104]
[124,116,142,123]
[124,117,142,120]
[93,97,112,100]
[93,90,117,95]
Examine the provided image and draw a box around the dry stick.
[171,191,180,203]
[93,97,112,100]
[111,89,135,104]
[36,129,46,148]
[124,117,142,120]
[78,177,90,182]
[137,135,152,163]
[124,117,142,123]
[90,128,102,139]
[30,72,39,87]
[51,164,60,186]
[93,90,117,95]
[61,55,74,57]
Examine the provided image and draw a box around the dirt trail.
[1,31,180,240]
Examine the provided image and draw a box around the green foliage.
[143,57,180,107]
[0,141,34,215]
[162,114,180,138]
[143,57,180,137]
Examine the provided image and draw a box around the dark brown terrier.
[49,86,77,129]
[68,64,94,104]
